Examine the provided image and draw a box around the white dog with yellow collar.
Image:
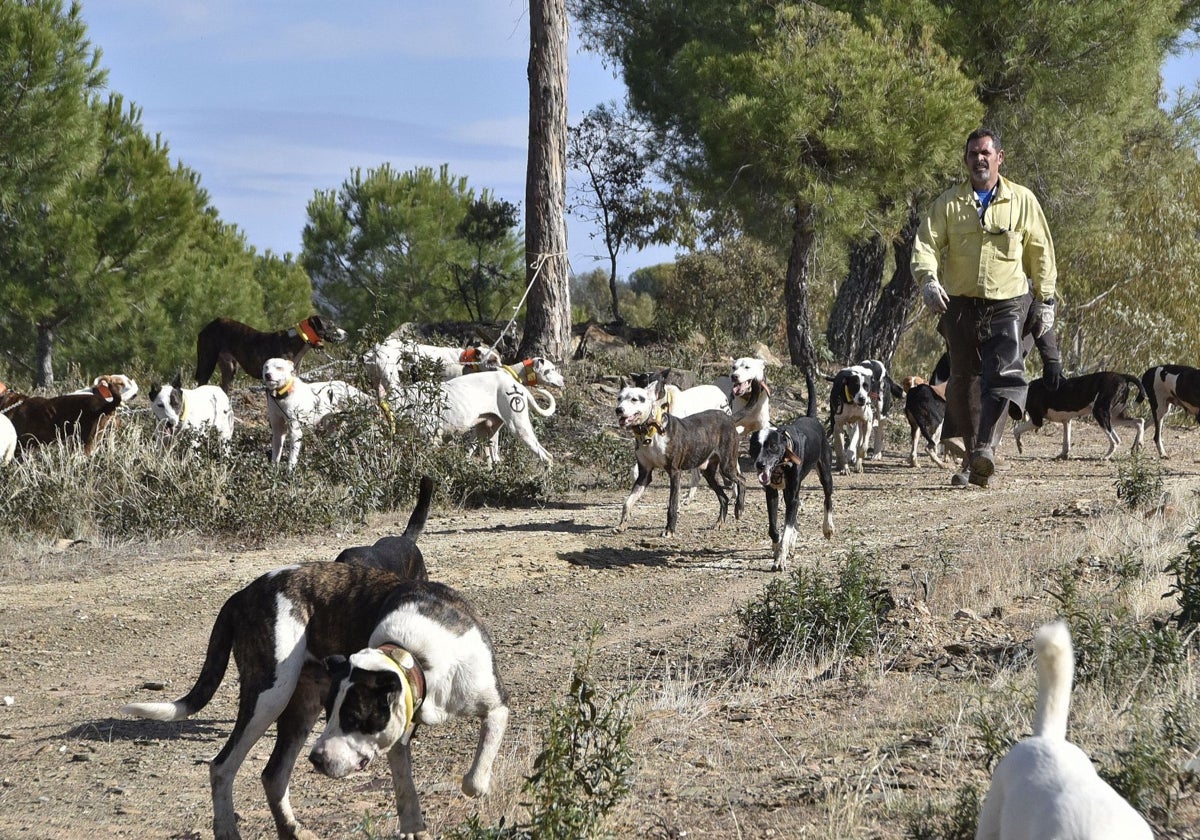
[148,374,233,445]
[263,357,368,469]
[122,564,509,840]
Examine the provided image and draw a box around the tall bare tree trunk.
[520,0,571,362]
[35,322,55,388]
[785,201,819,383]
[859,208,922,367]
[826,234,886,365]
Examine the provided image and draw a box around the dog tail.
[402,475,435,543]
[527,387,556,417]
[120,594,237,721]
[1031,620,1073,741]
[805,371,818,419]
[1124,373,1147,403]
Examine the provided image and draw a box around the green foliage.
[1164,523,1200,628]
[654,237,783,344]
[735,547,892,663]
[1053,568,1184,692]
[904,784,980,840]
[570,268,656,328]
[448,630,635,840]
[302,163,523,331]
[1100,695,1200,826]
[1115,452,1165,511]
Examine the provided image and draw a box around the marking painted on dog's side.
[506,384,526,413]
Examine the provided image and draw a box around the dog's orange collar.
[503,359,537,387]
[272,377,295,398]
[296,319,323,347]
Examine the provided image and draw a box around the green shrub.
[1164,524,1200,628]
[904,784,980,840]
[1115,452,1164,511]
[448,629,634,840]
[735,547,893,663]
[1100,695,1200,827]
[1052,569,1183,692]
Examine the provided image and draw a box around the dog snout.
[308,750,328,775]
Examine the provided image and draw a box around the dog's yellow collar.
[503,359,538,387]
[633,403,669,447]
[178,392,188,425]
[375,644,426,742]
[273,377,295,398]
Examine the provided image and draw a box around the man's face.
[965,136,1004,191]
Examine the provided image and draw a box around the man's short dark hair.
[965,127,1001,154]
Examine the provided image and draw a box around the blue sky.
[83,2,1197,279]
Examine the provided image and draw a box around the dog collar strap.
[178,392,189,425]
[521,359,536,386]
[273,377,295,398]
[376,643,426,740]
[297,319,323,347]
[844,384,853,402]
[502,364,523,384]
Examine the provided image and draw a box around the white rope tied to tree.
[495,250,567,351]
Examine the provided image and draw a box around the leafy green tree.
[569,103,672,322]
[450,198,524,322]
[1,95,205,384]
[302,164,522,331]
[578,2,979,377]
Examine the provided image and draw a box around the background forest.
[2,0,1199,388]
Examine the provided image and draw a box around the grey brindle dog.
[614,379,745,536]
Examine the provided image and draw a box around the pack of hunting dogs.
[1,313,1191,838]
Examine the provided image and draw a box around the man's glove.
[1030,298,1056,339]
[922,279,949,314]
[1042,359,1063,392]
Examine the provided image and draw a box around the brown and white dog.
[614,379,744,536]
[726,356,771,436]
[901,376,948,468]
[68,374,140,404]
[121,562,509,840]
[196,315,348,392]
[0,381,123,456]
[1009,371,1145,460]
[263,358,369,470]
[1141,364,1200,458]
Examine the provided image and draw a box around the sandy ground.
[1,416,1198,839]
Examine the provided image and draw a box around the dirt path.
[1,424,1198,839]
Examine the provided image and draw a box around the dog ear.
[323,655,351,680]
[171,370,183,389]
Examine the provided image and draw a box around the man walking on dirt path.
[912,127,1058,488]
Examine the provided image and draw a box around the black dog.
[629,367,698,391]
[615,381,744,536]
[195,315,348,392]
[903,382,947,467]
[334,475,434,579]
[749,373,834,571]
[1142,364,1200,457]
[1009,371,1145,459]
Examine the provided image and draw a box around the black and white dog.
[827,364,875,474]
[857,359,904,459]
[1141,364,1200,457]
[335,475,434,579]
[614,379,744,536]
[749,374,834,571]
[1009,371,1145,460]
[121,564,508,840]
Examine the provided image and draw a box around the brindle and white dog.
[121,562,508,840]
[614,379,744,536]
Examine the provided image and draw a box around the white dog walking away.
[975,620,1153,840]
